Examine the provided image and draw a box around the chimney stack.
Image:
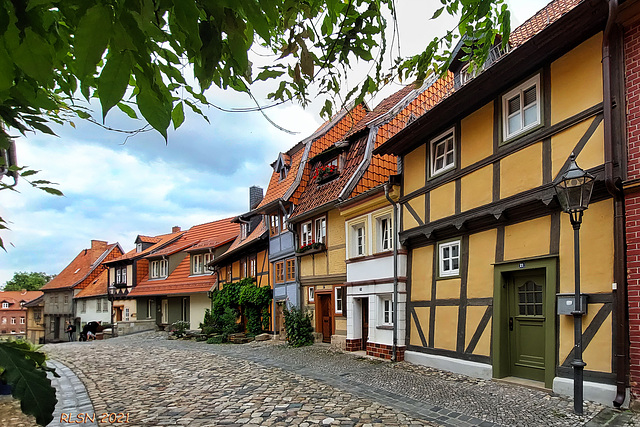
[172,226,181,233]
[249,186,264,210]
[91,240,108,251]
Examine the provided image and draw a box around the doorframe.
[492,256,557,388]
[314,290,333,340]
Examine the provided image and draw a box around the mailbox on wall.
[557,293,588,315]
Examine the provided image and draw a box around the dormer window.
[136,243,143,253]
[273,153,290,181]
[241,223,249,240]
[115,266,127,285]
[150,259,168,279]
[192,254,203,275]
[1,302,8,309]
[313,158,339,183]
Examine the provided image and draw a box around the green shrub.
[170,320,190,338]
[206,335,224,344]
[220,307,241,339]
[283,306,314,347]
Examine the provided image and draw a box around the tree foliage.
[0,340,58,426]
[3,271,53,291]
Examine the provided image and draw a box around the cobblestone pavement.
[32,332,640,426]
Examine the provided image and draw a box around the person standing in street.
[65,321,75,342]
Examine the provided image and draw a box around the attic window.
[74,268,81,274]
[313,158,339,183]
[1,302,8,309]
[279,167,288,181]
[136,243,143,253]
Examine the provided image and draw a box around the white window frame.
[430,128,456,176]
[20,317,25,325]
[136,243,143,253]
[159,259,168,277]
[249,257,257,277]
[116,268,121,284]
[203,253,213,273]
[10,317,16,325]
[315,217,326,244]
[334,287,343,314]
[81,300,86,313]
[103,298,109,313]
[308,286,315,302]
[301,221,313,246]
[147,299,153,318]
[96,298,102,312]
[349,221,367,258]
[439,240,461,277]
[192,254,203,275]
[377,215,393,253]
[151,260,160,278]
[381,296,393,325]
[241,223,249,240]
[1,302,8,309]
[125,307,130,321]
[502,74,541,140]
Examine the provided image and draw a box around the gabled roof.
[105,231,184,264]
[42,242,122,290]
[74,269,109,299]
[127,218,240,297]
[210,220,268,266]
[0,291,44,307]
[375,0,592,156]
[22,294,44,307]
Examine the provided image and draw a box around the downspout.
[385,183,399,362]
[603,0,628,408]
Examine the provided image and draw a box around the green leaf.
[136,81,171,140]
[254,68,285,82]
[173,0,202,52]
[30,122,57,136]
[75,5,112,81]
[0,343,57,426]
[98,51,133,120]
[20,170,39,177]
[431,7,444,19]
[0,43,14,91]
[38,187,63,196]
[12,29,54,86]
[117,102,139,119]
[171,101,184,129]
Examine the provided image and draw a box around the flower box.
[296,242,326,256]
[313,165,339,183]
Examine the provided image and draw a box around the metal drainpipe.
[602,0,628,408]
[385,183,399,362]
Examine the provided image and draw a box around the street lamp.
[108,284,116,333]
[553,153,594,415]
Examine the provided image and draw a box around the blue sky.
[0,0,548,287]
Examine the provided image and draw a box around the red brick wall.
[366,342,405,361]
[626,20,640,400]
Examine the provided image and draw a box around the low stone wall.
[115,320,157,336]
[366,342,405,361]
[331,334,346,350]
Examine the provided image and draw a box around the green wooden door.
[508,270,546,382]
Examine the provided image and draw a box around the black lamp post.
[553,153,595,415]
[108,284,116,329]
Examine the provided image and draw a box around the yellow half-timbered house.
[374,0,627,405]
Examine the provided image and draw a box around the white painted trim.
[552,377,630,408]
[405,351,493,380]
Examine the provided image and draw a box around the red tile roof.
[42,242,122,290]
[74,269,109,299]
[374,0,582,156]
[508,0,582,49]
[257,144,306,210]
[0,291,43,307]
[105,231,184,263]
[127,218,240,297]
[217,220,268,260]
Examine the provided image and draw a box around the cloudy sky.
[0,1,549,287]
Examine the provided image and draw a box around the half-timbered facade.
[375,0,626,405]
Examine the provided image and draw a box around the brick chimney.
[91,240,108,251]
[249,186,263,210]
[172,226,181,233]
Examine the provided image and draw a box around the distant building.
[0,290,43,338]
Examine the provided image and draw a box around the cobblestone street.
[3,332,640,426]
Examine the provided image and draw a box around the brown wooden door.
[319,294,332,343]
[276,303,284,336]
[361,298,369,348]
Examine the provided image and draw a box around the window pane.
[523,104,537,127]
[443,259,450,270]
[436,142,445,157]
[523,86,537,106]
[508,95,520,115]
[452,245,459,257]
[443,247,449,258]
[436,158,444,170]
[452,258,459,270]
[508,113,521,134]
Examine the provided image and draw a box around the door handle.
[509,317,514,331]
